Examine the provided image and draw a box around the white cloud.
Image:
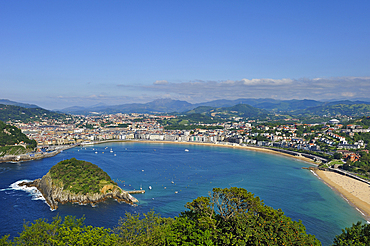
[240,78,293,85]
[141,76,370,103]
[341,92,356,97]
[154,80,168,85]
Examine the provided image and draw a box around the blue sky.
[1,1,369,109]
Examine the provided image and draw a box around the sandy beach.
[315,169,370,219]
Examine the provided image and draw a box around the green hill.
[0,121,37,156]
[0,104,67,123]
[294,103,370,117]
[0,121,36,156]
[185,103,269,119]
[49,158,118,195]
[0,121,36,147]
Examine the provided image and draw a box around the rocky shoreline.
[19,172,138,210]
[0,145,75,164]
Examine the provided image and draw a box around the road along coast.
[314,169,370,220]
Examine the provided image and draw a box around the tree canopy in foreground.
[2,187,364,245]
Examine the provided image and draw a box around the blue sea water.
[0,142,366,245]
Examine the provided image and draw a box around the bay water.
[0,142,365,245]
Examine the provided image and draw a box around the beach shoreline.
[314,169,370,220]
[90,139,370,220]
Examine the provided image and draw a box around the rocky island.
[20,158,138,210]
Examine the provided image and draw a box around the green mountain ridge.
[58,98,370,116]
[0,104,67,123]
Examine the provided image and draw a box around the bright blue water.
[0,142,365,245]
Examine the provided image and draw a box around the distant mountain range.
[58,98,370,116]
[1,98,370,119]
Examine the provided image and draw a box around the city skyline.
[1,1,369,109]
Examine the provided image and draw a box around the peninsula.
[20,158,138,209]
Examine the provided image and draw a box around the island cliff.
[19,158,138,210]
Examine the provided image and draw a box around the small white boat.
[148,186,152,190]
[185,149,189,152]
[95,152,98,154]
[110,149,113,153]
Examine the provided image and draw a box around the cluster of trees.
[0,120,37,148]
[50,158,117,194]
[343,152,370,175]
[1,187,368,245]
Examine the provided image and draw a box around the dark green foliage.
[0,120,37,148]
[11,187,370,245]
[49,158,117,194]
[181,113,219,124]
[0,104,66,123]
[172,187,321,245]
[332,221,370,246]
[343,116,370,129]
[333,152,343,160]
[0,235,12,246]
[352,132,370,145]
[346,153,370,176]
[115,211,174,245]
[3,215,118,245]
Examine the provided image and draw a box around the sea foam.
[9,180,45,201]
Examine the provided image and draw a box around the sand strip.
[315,170,370,219]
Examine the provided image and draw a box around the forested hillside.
[0,121,36,148]
[294,103,370,117]
[0,104,67,123]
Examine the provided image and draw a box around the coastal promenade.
[328,167,370,186]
